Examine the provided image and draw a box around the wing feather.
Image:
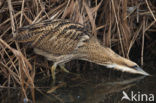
[15,19,91,55]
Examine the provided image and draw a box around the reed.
[0,0,155,102]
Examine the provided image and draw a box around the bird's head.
[79,37,150,76]
[104,48,150,76]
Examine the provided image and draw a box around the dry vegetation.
[0,0,156,102]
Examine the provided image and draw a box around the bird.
[14,19,149,80]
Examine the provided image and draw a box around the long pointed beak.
[134,67,150,76]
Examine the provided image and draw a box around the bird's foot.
[59,65,70,73]
[59,65,81,78]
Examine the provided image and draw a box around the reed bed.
[0,0,155,102]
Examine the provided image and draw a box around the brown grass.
[0,0,155,102]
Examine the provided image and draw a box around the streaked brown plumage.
[15,19,149,80]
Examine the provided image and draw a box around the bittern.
[15,19,149,80]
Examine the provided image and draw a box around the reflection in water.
[0,69,155,103]
[34,69,155,103]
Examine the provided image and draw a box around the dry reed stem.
[0,38,35,101]
[7,0,15,36]
[19,0,25,27]
[111,0,125,57]
[0,11,21,27]
[141,17,145,66]
[83,1,97,35]
[0,0,155,102]
[145,0,156,22]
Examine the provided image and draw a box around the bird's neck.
[78,37,113,66]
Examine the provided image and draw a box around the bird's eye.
[131,65,138,69]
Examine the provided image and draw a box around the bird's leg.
[59,64,70,73]
[59,64,81,79]
[51,63,58,81]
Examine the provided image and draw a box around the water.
[0,67,156,103]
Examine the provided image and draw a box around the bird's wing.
[15,19,91,55]
[15,19,67,43]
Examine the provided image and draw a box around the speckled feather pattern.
[15,19,139,71]
[15,19,91,56]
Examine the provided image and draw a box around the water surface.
[0,67,155,103]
